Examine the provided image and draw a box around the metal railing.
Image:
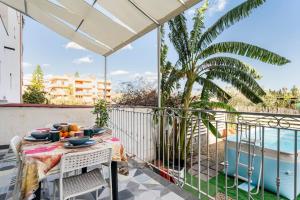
[108,106,300,200]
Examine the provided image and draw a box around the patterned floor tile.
[0,147,195,200]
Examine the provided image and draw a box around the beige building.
[23,75,111,105]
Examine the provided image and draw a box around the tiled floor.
[0,146,196,200]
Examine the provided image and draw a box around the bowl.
[31,131,50,139]
[53,123,68,130]
[92,127,105,134]
[35,128,50,133]
[68,136,90,146]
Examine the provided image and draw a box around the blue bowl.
[68,136,90,146]
[31,132,49,139]
[92,127,105,134]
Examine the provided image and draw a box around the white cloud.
[23,62,32,68]
[121,44,133,50]
[65,42,86,50]
[209,0,227,14]
[110,70,129,76]
[73,56,93,64]
[132,71,157,83]
[42,63,50,67]
[145,71,155,76]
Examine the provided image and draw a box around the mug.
[49,130,60,142]
[83,129,93,138]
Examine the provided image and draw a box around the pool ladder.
[230,127,262,198]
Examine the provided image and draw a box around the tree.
[116,78,158,106]
[23,65,47,104]
[162,0,290,158]
[74,71,80,78]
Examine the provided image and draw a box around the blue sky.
[23,0,300,91]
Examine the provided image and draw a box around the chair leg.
[109,167,113,200]
[53,182,56,200]
[96,189,99,200]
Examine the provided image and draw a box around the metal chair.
[9,136,22,200]
[9,136,22,162]
[54,147,112,200]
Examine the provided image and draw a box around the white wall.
[0,106,95,145]
[0,3,22,103]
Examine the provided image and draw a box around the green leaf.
[191,100,237,112]
[196,77,231,102]
[168,14,191,68]
[190,0,208,53]
[206,70,264,103]
[207,66,266,96]
[199,42,290,65]
[199,56,261,79]
[199,0,266,49]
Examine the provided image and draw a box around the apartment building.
[0,3,22,103]
[24,75,111,105]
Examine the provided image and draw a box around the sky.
[22,0,300,92]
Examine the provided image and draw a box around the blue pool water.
[227,128,300,199]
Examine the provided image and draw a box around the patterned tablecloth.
[20,131,127,200]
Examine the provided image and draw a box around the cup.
[49,130,60,142]
[74,132,84,137]
[83,129,93,138]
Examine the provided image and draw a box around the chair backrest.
[60,146,112,174]
[10,136,22,162]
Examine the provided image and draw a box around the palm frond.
[199,42,290,65]
[199,56,261,79]
[207,66,265,96]
[191,100,237,112]
[196,77,231,102]
[190,0,209,53]
[168,15,191,67]
[198,0,266,49]
[206,70,264,103]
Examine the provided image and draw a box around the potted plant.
[92,99,109,128]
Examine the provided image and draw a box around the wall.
[0,104,95,145]
[0,3,22,103]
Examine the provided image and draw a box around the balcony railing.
[108,106,300,200]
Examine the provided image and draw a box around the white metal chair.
[9,136,22,200]
[9,136,22,162]
[54,147,112,200]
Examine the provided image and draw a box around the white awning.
[0,0,200,56]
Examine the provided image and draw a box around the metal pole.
[157,26,161,108]
[104,56,107,100]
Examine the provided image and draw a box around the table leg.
[33,182,41,200]
[111,161,118,200]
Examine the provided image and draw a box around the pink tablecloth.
[20,131,126,200]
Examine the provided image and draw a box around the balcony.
[107,106,300,200]
[1,105,300,199]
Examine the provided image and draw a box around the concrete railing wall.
[0,104,95,145]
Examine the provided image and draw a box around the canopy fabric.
[0,0,201,56]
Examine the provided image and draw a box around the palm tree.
[162,0,290,158]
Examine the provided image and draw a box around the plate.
[64,140,96,149]
[24,135,49,141]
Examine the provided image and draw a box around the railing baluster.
[206,114,210,197]
[248,125,251,200]
[261,126,265,200]
[215,120,219,199]
[198,112,202,199]
[225,122,228,200]
[235,123,239,200]
[276,128,280,200]
[294,130,298,200]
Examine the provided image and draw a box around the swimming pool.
[227,128,300,199]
